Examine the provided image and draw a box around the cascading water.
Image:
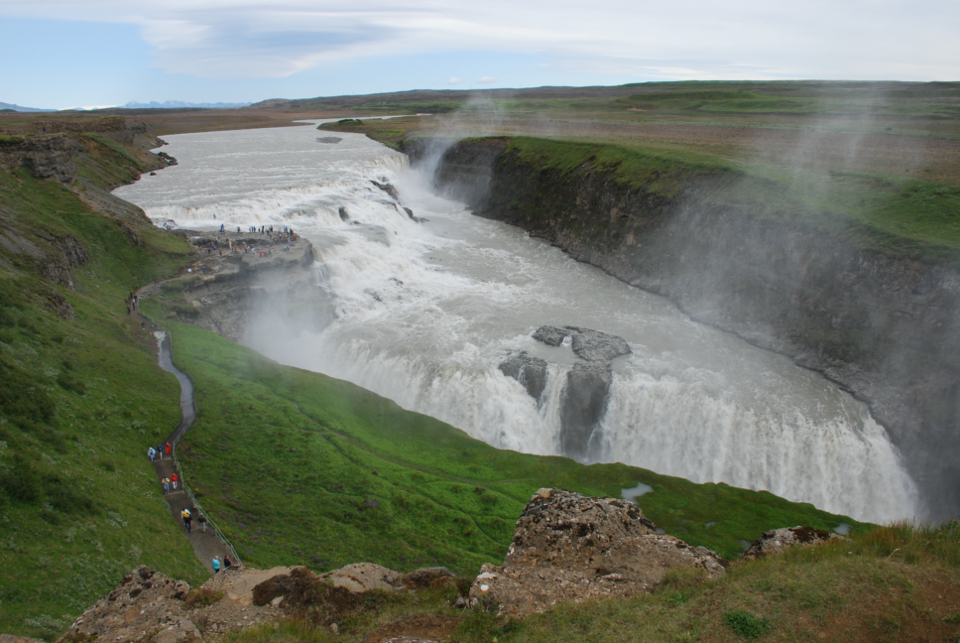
[116,122,921,524]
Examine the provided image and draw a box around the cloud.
[477,76,496,84]
[448,77,463,84]
[1,0,958,82]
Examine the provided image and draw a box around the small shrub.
[0,454,42,504]
[57,371,86,394]
[722,610,770,640]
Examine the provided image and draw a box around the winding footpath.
[151,328,240,573]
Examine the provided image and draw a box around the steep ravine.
[403,137,960,520]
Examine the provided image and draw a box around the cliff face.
[405,137,960,520]
[164,232,333,344]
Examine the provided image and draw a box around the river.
[115,122,920,524]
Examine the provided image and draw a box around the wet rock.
[402,207,425,223]
[533,325,631,362]
[469,489,724,617]
[498,351,548,401]
[371,180,400,201]
[569,327,631,362]
[529,325,630,459]
[560,361,612,460]
[742,526,842,560]
[316,137,342,144]
[339,207,350,221]
[532,325,568,347]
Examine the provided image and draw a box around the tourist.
[171,472,179,490]
[198,513,207,533]
[165,442,171,456]
[182,508,192,532]
[157,444,163,460]
[162,477,170,494]
[223,555,232,570]
[212,556,220,573]
[147,446,156,462]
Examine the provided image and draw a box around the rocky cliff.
[158,231,332,343]
[403,137,960,520]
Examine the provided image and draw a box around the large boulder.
[498,351,549,402]
[742,526,843,560]
[559,362,612,460]
[58,566,195,643]
[532,325,631,362]
[469,489,725,617]
[319,563,401,593]
[530,326,632,460]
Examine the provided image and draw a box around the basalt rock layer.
[404,136,960,519]
[156,231,332,343]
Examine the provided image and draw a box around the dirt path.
[153,329,241,574]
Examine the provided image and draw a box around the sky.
[2,0,958,110]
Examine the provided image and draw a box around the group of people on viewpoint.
[209,225,298,258]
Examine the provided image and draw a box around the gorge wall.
[402,137,960,520]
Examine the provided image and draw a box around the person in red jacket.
[171,473,179,490]
[164,442,171,456]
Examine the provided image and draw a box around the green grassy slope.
[0,143,204,639]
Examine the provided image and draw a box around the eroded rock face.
[469,489,725,617]
[498,351,549,402]
[533,326,631,362]
[527,326,632,460]
[742,526,842,560]
[559,362,612,460]
[59,566,194,643]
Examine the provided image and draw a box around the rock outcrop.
[469,489,725,617]
[500,325,631,460]
[742,526,843,560]
[58,562,457,643]
[155,231,333,343]
[498,351,549,402]
[408,136,960,520]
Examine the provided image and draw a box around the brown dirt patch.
[362,615,460,643]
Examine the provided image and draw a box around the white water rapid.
[115,122,921,524]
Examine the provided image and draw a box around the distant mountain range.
[123,100,251,109]
[0,102,54,112]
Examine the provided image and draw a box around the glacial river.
[115,122,921,523]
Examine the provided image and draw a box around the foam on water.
[116,122,922,524]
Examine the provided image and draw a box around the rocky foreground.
[40,489,839,643]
